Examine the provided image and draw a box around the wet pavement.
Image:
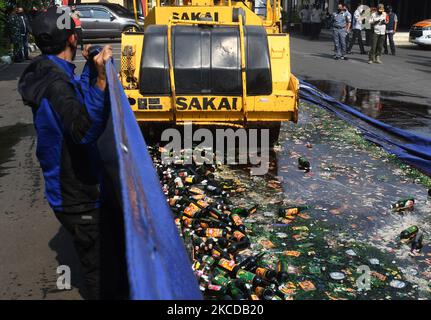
[304,80,431,137]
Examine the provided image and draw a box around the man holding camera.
[18,7,112,299]
[368,4,387,64]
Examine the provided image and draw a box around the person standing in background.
[16,7,31,60]
[365,7,377,46]
[310,4,323,40]
[71,5,84,51]
[332,3,351,60]
[7,7,24,62]
[343,4,352,53]
[300,5,311,37]
[347,4,366,54]
[368,4,387,64]
[383,5,398,55]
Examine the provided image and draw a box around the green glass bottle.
[400,225,419,240]
[298,157,311,171]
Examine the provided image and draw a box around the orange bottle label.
[206,228,224,238]
[197,200,209,208]
[286,208,299,215]
[184,203,200,217]
[181,216,193,227]
[255,287,264,296]
[255,267,269,278]
[233,231,246,241]
[200,222,209,228]
[231,214,243,226]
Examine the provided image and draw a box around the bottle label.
[233,230,246,241]
[255,286,264,296]
[197,200,209,208]
[286,207,299,215]
[255,267,267,278]
[184,203,200,217]
[218,258,236,272]
[207,284,223,292]
[231,213,243,226]
[206,228,224,238]
[202,255,215,266]
[200,222,209,228]
[181,216,193,227]
[236,269,255,283]
[213,275,230,287]
[190,187,204,195]
[185,176,193,184]
[211,249,222,258]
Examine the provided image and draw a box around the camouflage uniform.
[7,12,24,62]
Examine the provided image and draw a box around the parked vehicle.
[75,3,144,39]
[409,19,431,47]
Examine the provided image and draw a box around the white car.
[409,19,431,47]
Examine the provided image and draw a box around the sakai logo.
[176,97,238,111]
[172,11,219,21]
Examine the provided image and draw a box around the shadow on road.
[0,61,33,82]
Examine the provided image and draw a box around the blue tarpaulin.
[300,81,431,177]
[98,60,202,300]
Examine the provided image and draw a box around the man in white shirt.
[299,5,311,37]
[347,5,366,54]
[368,4,387,64]
[310,4,322,40]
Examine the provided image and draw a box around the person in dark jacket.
[16,7,31,60]
[383,5,398,55]
[18,7,112,299]
[7,7,24,62]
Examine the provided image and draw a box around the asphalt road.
[0,35,429,299]
[290,33,431,106]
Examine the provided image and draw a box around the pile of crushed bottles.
[149,143,428,299]
[149,145,293,300]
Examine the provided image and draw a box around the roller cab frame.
[120,0,299,142]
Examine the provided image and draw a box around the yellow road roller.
[120,0,299,143]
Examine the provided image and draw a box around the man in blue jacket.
[18,7,112,299]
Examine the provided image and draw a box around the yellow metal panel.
[120,33,144,89]
[146,5,264,27]
[267,34,291,88]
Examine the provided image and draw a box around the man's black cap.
[31,6,76,54]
